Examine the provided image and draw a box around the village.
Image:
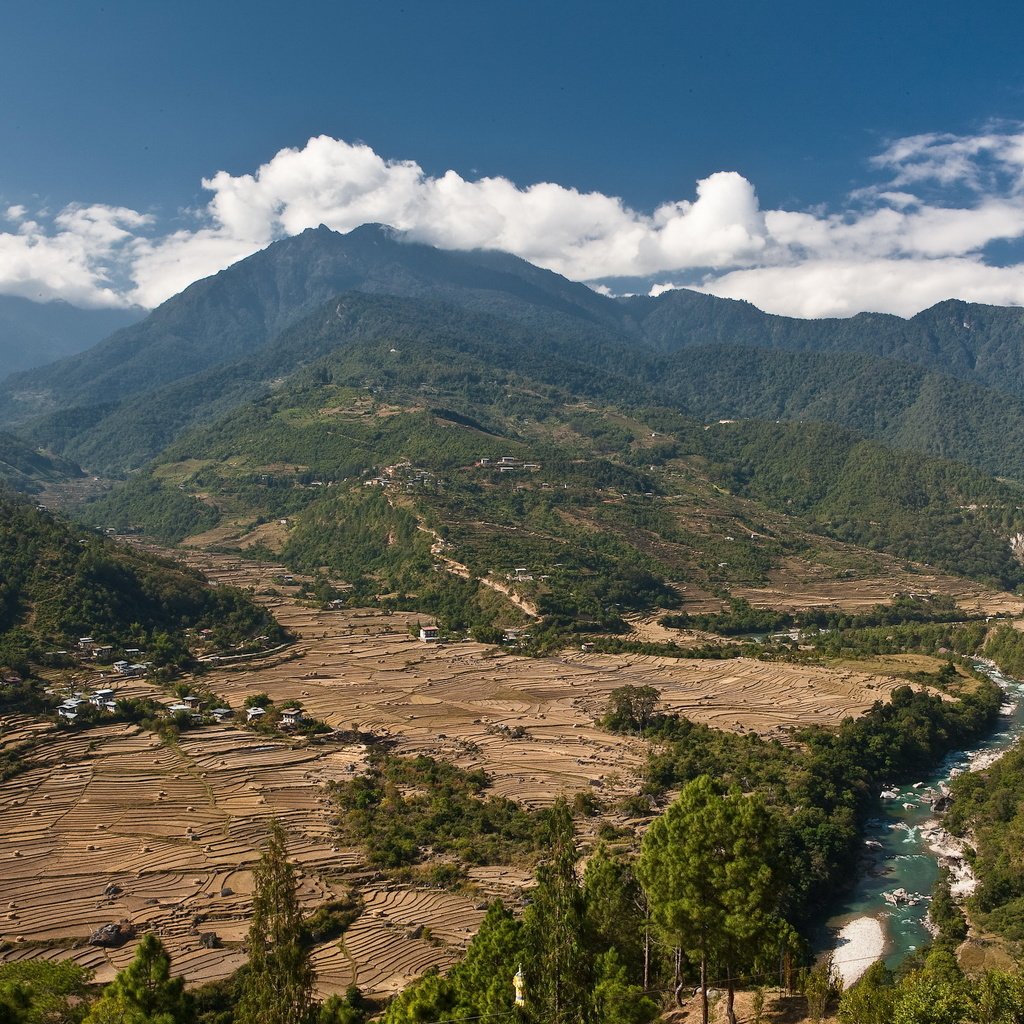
[44,635,315,735]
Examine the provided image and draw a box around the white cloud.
[0,204,150,307]
[698,259,1024,319]
[5,127,1024,316]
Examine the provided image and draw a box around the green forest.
[0,492,285,674]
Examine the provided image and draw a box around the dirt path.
[417,523,540,619]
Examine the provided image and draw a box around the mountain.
[0,295,142,381]
[0,224,630,428]
[27,289,658,472]
[627,290,1024,396]
[7,223,1024,489]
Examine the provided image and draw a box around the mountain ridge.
[0,294,142,382]
[4,224,1024,488]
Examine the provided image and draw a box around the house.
[419,625,440,642]
[211,708,233,722]
[90,688,115,707]
[246,707,267,723]
[281,708,305,728]
[78,637,95,651]
[113,660,130,675]
[58,697,85,721]
[167,702,192,714]
[92,645,114,661]
[180,695,200,709]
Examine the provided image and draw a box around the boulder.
[89,921,136,947]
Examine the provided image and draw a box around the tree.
[837,960,895,1024]
[891,949,971,1024]
[318,987,371,1024]
[582,845,648,985]
[83,934,191,1024]
[236,821,316,1024]
[0,959,93,1024]
[601,685,660,734]
[637,776,792,1024]
[522,800,593,1024]
[803,953,842,1023]
[590,951,659,1024]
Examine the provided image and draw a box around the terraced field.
[183,553,911,804]
[0,722,365,985]
[0,545,996,996]
[313,886,484,997]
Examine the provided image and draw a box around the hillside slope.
[76,296,1024,647]
[0,492,286,671]
[0,295,142,381]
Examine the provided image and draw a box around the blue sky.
[3,0,1024,317]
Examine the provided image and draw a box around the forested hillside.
[0,431,83,493]
[74,292,1024,643]
[5,225,1024,487]
[0,492,285,673]
[629,289,1024,395]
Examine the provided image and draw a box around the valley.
[5,226,1024,1020]
[1,542,1012,1003]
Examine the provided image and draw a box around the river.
[826,661,1024,985]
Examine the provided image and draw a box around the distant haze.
[0,295,142,381]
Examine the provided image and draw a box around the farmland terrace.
[0,547,987,994]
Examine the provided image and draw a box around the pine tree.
[582,845,647,984]
[83,934,191,1024]
[637,776,792,1024]
[236,820,316,1024]
[522,800,592,1024]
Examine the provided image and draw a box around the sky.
[3,0,1024,317]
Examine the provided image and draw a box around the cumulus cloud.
[6,127,1024,316]
[0,204,151,307]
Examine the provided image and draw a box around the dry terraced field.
[0,546,1006,995]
